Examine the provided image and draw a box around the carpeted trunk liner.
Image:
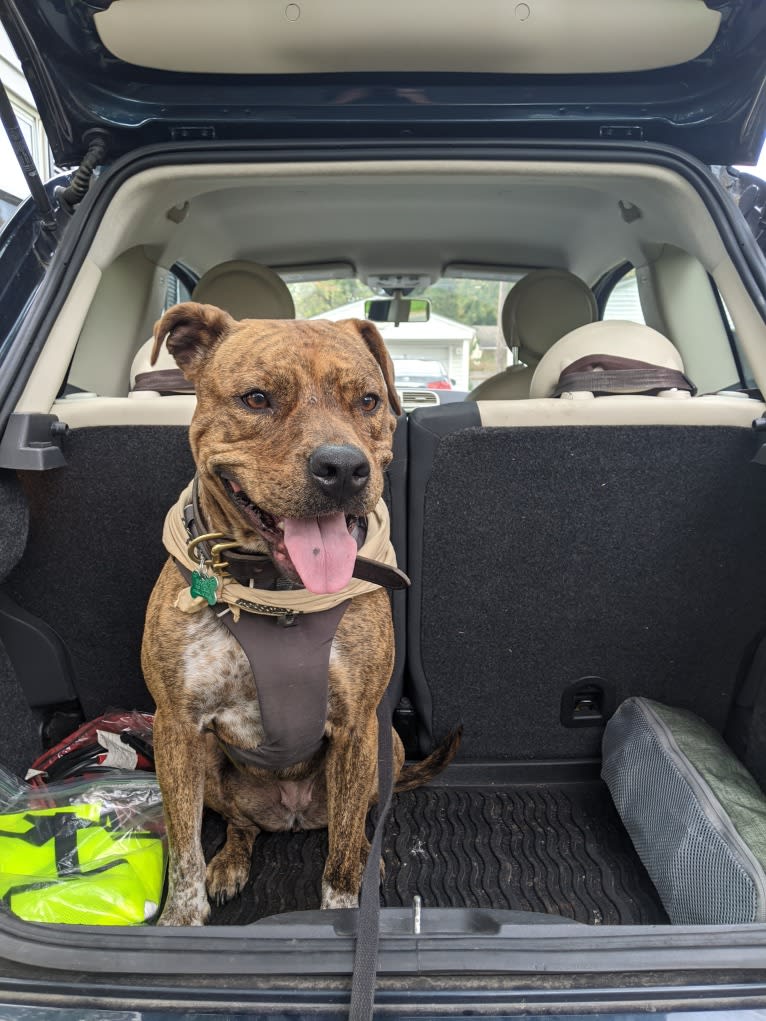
[204,780,666,926]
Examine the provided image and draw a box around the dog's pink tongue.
[283,513,357,594]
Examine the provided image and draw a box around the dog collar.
[183,474,409,594]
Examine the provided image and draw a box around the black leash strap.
[349,696,394,1019]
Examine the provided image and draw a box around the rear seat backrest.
[407,324,766,759]
[467,269,598,402]
[130,260,296,394]
[7,414,408,719]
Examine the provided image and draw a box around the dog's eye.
[241,391,270,412]
[360,393,380,412]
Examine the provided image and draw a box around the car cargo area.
[7,410,763,930]
[203,768,666,926]
[0,154,765,944]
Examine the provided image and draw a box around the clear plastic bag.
[0,765,166,925]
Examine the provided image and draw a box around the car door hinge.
[171,126,217,141]
[599,125,644,141]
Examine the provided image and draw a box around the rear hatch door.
[2,0,765,166]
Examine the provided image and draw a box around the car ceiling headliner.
[97,161,727,288]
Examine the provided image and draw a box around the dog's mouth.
[218,473,358,594]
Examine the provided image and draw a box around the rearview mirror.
[364,296,430,325]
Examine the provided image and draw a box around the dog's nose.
[309,444,370,501]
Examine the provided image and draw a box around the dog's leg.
[206,822,258,906]
[321,720,379,909]
[154,709,210,926]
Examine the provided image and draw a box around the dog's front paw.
[158,882,211,926]
[206,846,251,906]
[321,879,359,910]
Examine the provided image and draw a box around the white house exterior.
[603,270,646,323]
[315,299,476,390]
[0,26,52,227]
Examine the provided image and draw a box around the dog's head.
[153,302,401,594]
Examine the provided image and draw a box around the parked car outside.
[392,357,453,390]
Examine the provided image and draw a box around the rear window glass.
[286,275,522,392]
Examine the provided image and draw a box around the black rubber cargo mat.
[204,778,667,926]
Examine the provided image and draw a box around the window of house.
[0,101,50,220]
[163,264,194,310]
[603,268,646,324]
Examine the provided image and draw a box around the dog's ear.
[338,319,402,416]
[152,302,235,381]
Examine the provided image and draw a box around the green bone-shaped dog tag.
[190,571,219,607]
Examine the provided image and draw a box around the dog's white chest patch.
[182,615,265,748]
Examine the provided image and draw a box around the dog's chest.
[182,614,266,748]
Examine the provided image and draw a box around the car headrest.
[130,333,178,387]
[529,320,691,399]
[130,261,295,390]
[502,269,598,362]
[191,260,295,320]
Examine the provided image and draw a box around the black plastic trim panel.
[0,590,77,708]
[1,973,766,1015]
[1,911,766,979]
[406,403,480,751]
[386,414,407,705]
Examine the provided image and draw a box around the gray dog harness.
[172,479,408,772]
[212,599,351,770]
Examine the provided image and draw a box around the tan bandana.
[162,481,397,620]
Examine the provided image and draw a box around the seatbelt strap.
[349,694,394,1019]
[552,353,696,398]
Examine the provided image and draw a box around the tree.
[289,279,374,318]
[420,278,500,325]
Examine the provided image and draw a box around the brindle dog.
[143,303,458,925]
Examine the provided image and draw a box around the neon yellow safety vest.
[0,804,165,924]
